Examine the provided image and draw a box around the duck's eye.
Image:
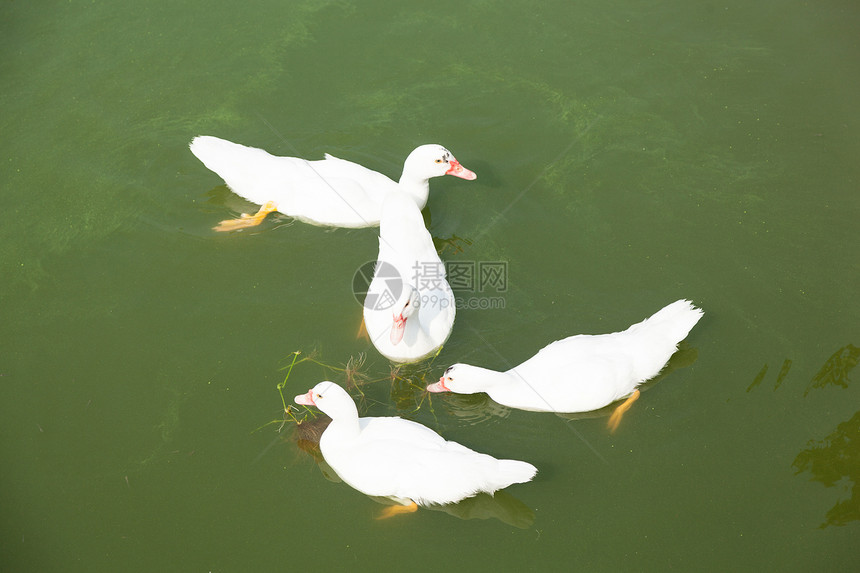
[434,158,442,163]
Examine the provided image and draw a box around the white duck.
[189,136,476,231]
[427,299,704,432]
[363,192,456,363]
[294,381,536,518]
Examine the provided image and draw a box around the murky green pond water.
[2,0,858,570]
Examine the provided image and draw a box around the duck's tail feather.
[190,136,283,204]
[624,299,704,381]
[493,459,538,488]
[634,299,704,344]
[190,135,254,173]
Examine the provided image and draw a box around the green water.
[2,0,858,570]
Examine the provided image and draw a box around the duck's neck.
[394,312,436,359]
[458,364,512,391]
[397,173,430,209]
[321,404,361,445]
[464,365,530,408]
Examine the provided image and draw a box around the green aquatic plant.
[252,350,319,433]
[276,350,310,415]
[268,349,375,432]
[266,346,450,435]
[432,234,474,256]
[793,409,860,528]
[804,344,859,396]
[271,348,453,465]
[388,363,434,415]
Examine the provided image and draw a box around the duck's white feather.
[434,300,704,413]
[297,382,536,507]
[363,193,456,362]
[189,136,474,228]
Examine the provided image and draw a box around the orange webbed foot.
[214,201,278,232]
[607,389,640,433]
[356,317,369,340]
[375,501,418,520]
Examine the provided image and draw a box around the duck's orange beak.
[294,390,316,406]
[390,314,406,345]
[446,158,477,180]
[425,377,450,393]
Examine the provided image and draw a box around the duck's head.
[426,364,485,394]
[294,381,357,420]
[390,286,421,345]
[403,144,477,182]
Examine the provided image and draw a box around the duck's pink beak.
[425,376,450,393]
[294,390,315,406]
[390,314,406,345]
[446,158,477,180]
